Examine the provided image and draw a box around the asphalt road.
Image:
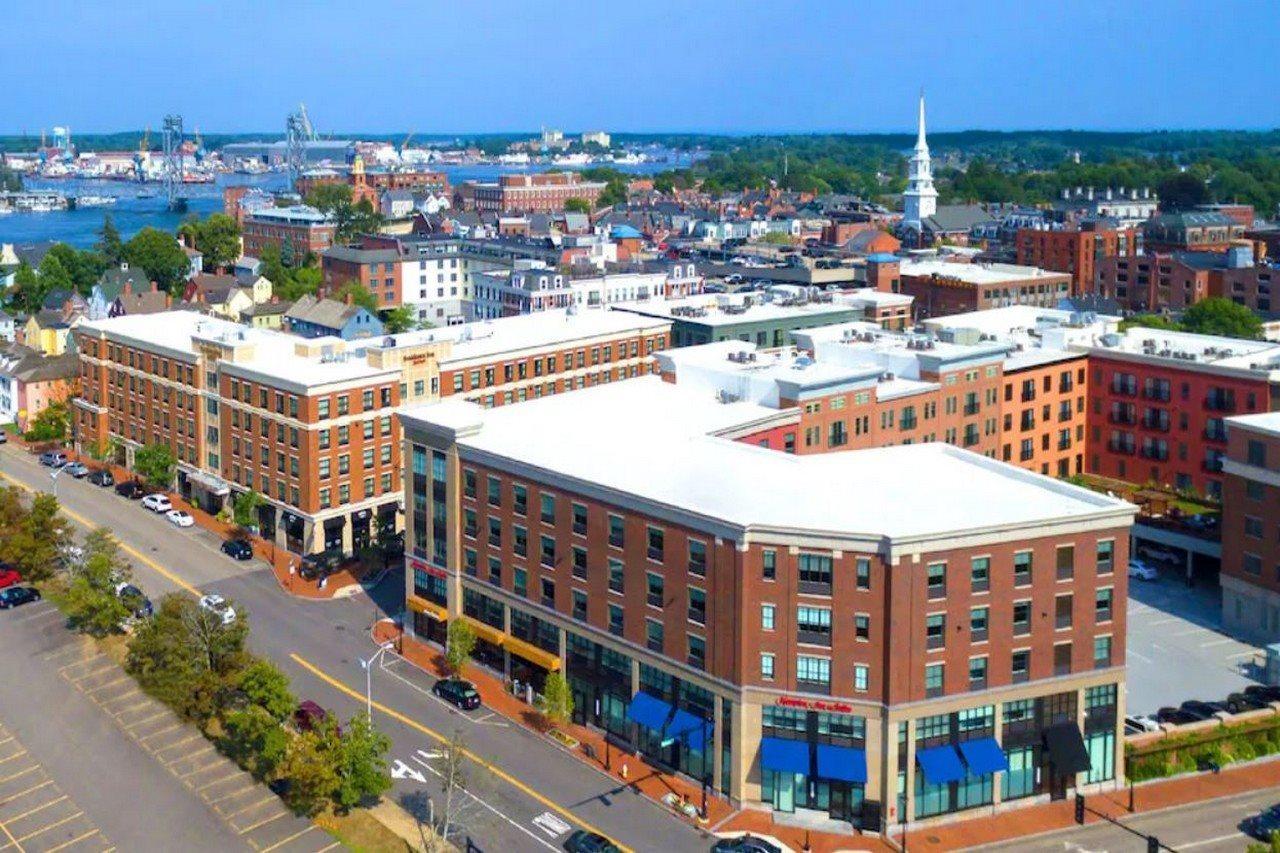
[0,445,708,853]
[982,785,1280,852]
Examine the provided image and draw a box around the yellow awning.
[461,616,507,648]
[407,595,448,622]
[505,635,562,671]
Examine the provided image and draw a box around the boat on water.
[71,195,118,208]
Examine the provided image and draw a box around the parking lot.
[1126,563,1262,716]
[0,718,111,853]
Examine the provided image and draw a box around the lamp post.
[49,464,64,498]
[359,641,395,719]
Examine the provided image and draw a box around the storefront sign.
[776,696,855,714]
[408,556,447,579]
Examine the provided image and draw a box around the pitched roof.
[0,341,78,383]
[922,205,995,233]
[97,264,149,301]
[285,294,363,329]
[115,290,171,316]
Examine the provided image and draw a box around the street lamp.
[49,465,65,498]
[359,641,395,720]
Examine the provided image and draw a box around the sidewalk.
[371,619,734,834]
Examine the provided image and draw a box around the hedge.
[1126,716,1280,782]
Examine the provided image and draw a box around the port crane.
[285,103,319,190]
[161,114,187,212]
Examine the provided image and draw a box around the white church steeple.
[902,90,938,229]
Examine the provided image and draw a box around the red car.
[0,568,21,590]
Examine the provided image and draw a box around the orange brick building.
[1015,220,1139,296]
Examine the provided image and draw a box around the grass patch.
[315,807,415,853]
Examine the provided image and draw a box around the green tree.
[330,280,378,312]
[222,706,289,779]
[381,305,415,333]
[36,253,74,297]
[538,671,574,728]
[278,722,342,815]
[232,490,264,530]
[1119,313,1182,333]
[133,443,176,489]
[45,243,107,295]
[97,214,124,265]
[179,213,241,271]
[64,546,132,636]
[445,619,476,676]
[1181,297,1263,339]
[334,714,392,810]
[1157,171,1210,211]
[563,197,591,214]
[237,658,295,722]
[9,262,43,313]
[303,182,353,215]
[123,227,190,294]
[278,266,322,302]
[24,401,68,442]
[304,183,382,243]
[0,493,71,582]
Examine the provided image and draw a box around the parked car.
[115,480,145,499]
[1245,685,1280,704]
[166,510,194,528]
[198,593,236,625]
[38,451,68,467]
[1179,700,1226,720]
[0,431,7,443]
[1244,804,1280,841]
[1124,714,1160,734]
[64,462,89,478]
[141,494,172,513]
[1137,543,1180,565]
[300,552,342,581]
[0,587,41,609]
[432,678,482,711]
[1227,692,1271,714]
[563,831,621,853]
[88,469,115,487]
[0,567,21,590]
[221,539,254,561]
[116,584,153,620]
[1128,559,1159,581]
[711,836,783,853]
[293,700,329,732]
[1156,706,1200,725]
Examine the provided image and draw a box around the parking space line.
[197,770,245,792]
[311,842,341,853]
[107,698,150,718]
[62,664,112,683]
[0,818,23,853]
[0,765,41,786]
[152,734,202,756]
[2,780,53,802]
[137,723,183,744]
[221,793,274,817]
[122,709,168,729]
[0,751,29,767]
[14,810,83,842]
[0,737,16,749]
[2,795,66,825]
[43,829,100,853]
[237,811,288,835]
[84,676,131,695]
[258,825,316,851]
[177,758,224,780]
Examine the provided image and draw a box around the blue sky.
[4,0,1277,134]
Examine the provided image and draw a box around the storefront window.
[1085,730,1115,784]
[1002,745,1037,800]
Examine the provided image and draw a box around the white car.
[166,510,194,528]
[198,594,236,625]
[141,494,172,513]
[1128,559,1159,581]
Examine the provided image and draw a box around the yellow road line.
[290,652,633,853]
[196,769,244,791]
[237,811,288,835]
[1,794,66,825]
[257,825,315,852]
[1,781,53,803]
[0,766,40,786]
[0,811,24,853]
[43,828,99,853]
[15,810,82,842]
[0,751,28,767]
[0,471,200,597]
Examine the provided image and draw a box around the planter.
[548,728,579,749]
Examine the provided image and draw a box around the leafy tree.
[232,489,264,530]
[0,493,71,582]
[334,714,392,810]
[304,184,383,243]
[303,182,353,215]
[330,280,378,312]
[538,671,574,727]
[24,401,68,442]
[381,306,415,333]
[64,545,132,636]
[9,262,42,313]
[179,213,241,270]
[237,658,295,722]
[123,227,190,294]
[1119,313,1181,333]
[563,197,591,214]
[97,214,124,265]
[36,253,74,298]
[45,243,107,295]
[222,706,289,779]
[278,721,342,815]
[1157,171,1210,211]
[1181,297,1263,339]
[445,619,476,676]
[277,266,322,302]
[133,442,176,489]
[0,487,27,536]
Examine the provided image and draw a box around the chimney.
[344,292,354,306]
[164,294,172,308]
[150,280,158,293]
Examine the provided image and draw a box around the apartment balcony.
[1202,458,1225,473]
[1203,428,1228,443]
[1109,412,1136,426]
[1139,446,1169,461]
[1107,440,1136,455]
[1204,395,1236,413]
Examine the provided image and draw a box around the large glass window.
[1085,730,1115,784]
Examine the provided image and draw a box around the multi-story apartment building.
[321,246,402,309]
[73,312,403,555]
[1221,412,1280,643]
[470,261,702,320]
[891,258,1072,319]
[461,173,607,214]
[1052,187,1158,228]
[1080,328,1280,499]
[1094,245,1273,313]
[1015,220,1139,296]
[242,205,336,259]
[400,377,1134,834]
[1143,212,1245,253]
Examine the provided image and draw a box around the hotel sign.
[407,556,447,580]
[776,696,855,714]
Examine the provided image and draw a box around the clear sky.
[4,0,1278,135]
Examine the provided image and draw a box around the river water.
[0,158,684,249]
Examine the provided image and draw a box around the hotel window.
[1246,516,1264,539]
[318,488,331,509]
[797,554,832,594]
[608,559,624,594]
[1011,650,1030,682]
[762,549,777,581]
[512,484,527,516]
[463,509,477,538]
[854,664,868,692]
[317,399,330,419]
[487,518,501,548]
[572,503,587,535]
[571,546,587,580]
[463,469,476,498]
[1014,551,1033,586]
[926,562,946,598]
[797,606,832,646]
[854,613,870,640]
[926,613,946,650]
[487,475,501,506]
[319,429,330,450]
[363,420,374,440]
[971,556,990,592]
[540,493,556,524]
[1096,588,1113,622]
[796,655,831,692]
[855,558,871,590]
[646,619,664,652]
[688,588,707,625]
[608,604,623,636]
[688,636,706,670]
[761,604,776,631]
[513,567,527,597]
[970,606,989,642]
[1096,540,1114,574]
[572,590,588,621]
[688,540,707,577]
[337,395,349,416]
[646,572,664,608]
[540,578,555,608]
[1056,545,1075,580]
[539,535,555,567]
[512,525,527,557]
[924,663,944,698]
[761,653,776,681]
[318,458,330,478]
[646,526,664,561]
[1094,636,1112,668]
[969,656,988,689]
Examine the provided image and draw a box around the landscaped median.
[1127,705,1280,781]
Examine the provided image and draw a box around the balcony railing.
[1109,411,1136,425]
[1140,446,1169,461]
[1107,440,1136,455]
[1111,382,1137,397]
[1203,428,1228,443]
[1204,395,1236,412]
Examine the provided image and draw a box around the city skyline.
[3,0,1278,134]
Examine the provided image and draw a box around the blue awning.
[626,692,672,732]
[760,737,810,775]
[815,743,867,784]
[958,738,1009,775]
[666,708,708,752]
[916,744,966,784]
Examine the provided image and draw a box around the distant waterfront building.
[460,173,606,214]
[901,93,938,233]
[242,205,336,259]
[580,130,611,148]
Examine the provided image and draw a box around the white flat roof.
[612,293,861,326]
[1227,411,1280,437]
[401,376,1133,542]
[923,305,1121,336]
[900,258,1068,285]
[1086,327,1280,373]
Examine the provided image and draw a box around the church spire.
[902,89,937,230]
[915,89,928,152]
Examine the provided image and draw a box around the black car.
[0,587,41,609]
[1227,691,1271,714]
[87,469,115,487]
[432,678,482,711]
[300,552,342,581]
[563,831,620,853]
[1181,700,1228,720]
[1244,804,1280,841]
[1156,706,1200,725]
[118,585,153,619]
[1246,685,1280,704]
[711,836,784,853]
[221,539,254,560]
[115,480,146,499]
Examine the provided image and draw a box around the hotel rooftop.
[612,288,885,327]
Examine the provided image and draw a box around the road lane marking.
[237,811,288,835]
[1180,831,1246,848]
[1,795,66,825]
[409,752,558,852]
[258,825,317,853]
[289,652,631,853]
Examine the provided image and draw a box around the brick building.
[1095,245,1275,314]
[1142,212,1244,253]
[1220,412,1280,643]
[241,206,336,259]
[400,377,1134,834]
[462,173,606,214]
[321,245,403,309]
[895,259,1072,319]
[1014,220,1139,296]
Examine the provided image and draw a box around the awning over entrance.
[916,744,966,784]
[505,635,561,672]
[460,616,506,648]
[958,737,1009,775]
[666,708,708,752]
[626,691,673,732]
[1043,722,1092,775]
[186,469,230,496]
[406,595,447,622]
[760,737,810,776]
[816,743,867,784]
